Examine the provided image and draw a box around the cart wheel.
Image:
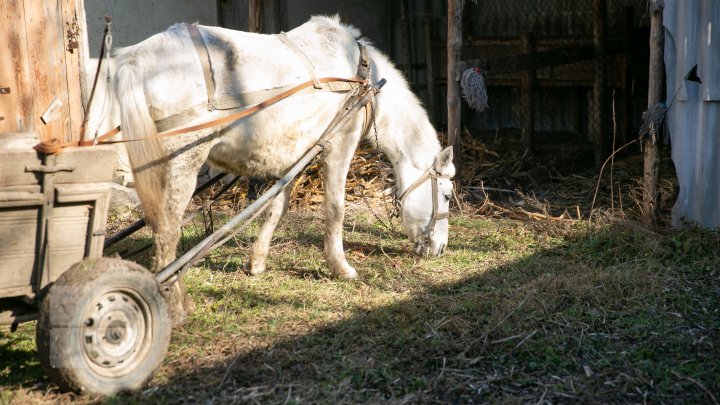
[36,258,171,396]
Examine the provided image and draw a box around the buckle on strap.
[356,43,370,81]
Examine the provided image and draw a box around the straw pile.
[205,128,676,224]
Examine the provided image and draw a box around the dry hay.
[194,127,677,226]
[195,141,395,214]
[288,141,394,209]
[455,128,678,224]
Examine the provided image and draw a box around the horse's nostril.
[439,243,446,256]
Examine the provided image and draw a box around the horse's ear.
[434,146,455,177]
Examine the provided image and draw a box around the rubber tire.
[36,258,171,396]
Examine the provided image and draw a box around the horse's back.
[114,17,367,178]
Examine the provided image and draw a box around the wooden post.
[591,0,608,169]
[423,16,436,123]
[643,1,664,226]
[520,33,536,156]
[447,0,463,183]
[400,0,414,83]
[277,0,288,32]
[249,0,263,33]
[621,6,635,147]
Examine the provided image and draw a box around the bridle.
[393,166,452,250]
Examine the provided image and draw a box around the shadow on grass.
[131,223,720,404]
[0,328,41,387]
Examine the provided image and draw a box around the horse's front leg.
[245,183,293,275]
[322,123,364,279]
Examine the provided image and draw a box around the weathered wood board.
[0,145,116,187]
[0,0,86,142]
[0,137,115,299]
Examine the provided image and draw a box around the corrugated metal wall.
[664,0,720,229]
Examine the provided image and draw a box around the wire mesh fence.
[460,0,649,167]
[402,0,651,179]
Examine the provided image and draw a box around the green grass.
[1,208,719,404]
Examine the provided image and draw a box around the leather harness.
[35,24,372,154]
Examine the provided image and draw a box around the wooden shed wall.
[0,0,86,143]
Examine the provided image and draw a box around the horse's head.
[396,146,455,257]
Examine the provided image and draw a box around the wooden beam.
[591,0,608,168]
[447,0,463,183]
[249,0,263,33]
[642,1,664,226]
[520,33,535,155]
[457,40,622,75]
[0,0,33,133]
[61,0,85,143]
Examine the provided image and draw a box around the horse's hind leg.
[150,144,212,324]
[153,194,194,326]
[245,183,293,275]
[322,121,365,279]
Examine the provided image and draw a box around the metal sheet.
[664,0,720,229]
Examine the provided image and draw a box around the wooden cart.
[0,133,171,395]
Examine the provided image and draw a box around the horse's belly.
[207,95,341,177]
[207,133,312,177]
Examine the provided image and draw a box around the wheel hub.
[105,320,127,343]
[81,289,152,375]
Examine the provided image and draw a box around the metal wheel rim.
[80,287,154,377]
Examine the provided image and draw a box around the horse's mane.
[308,14,362,40]
[305,16,442,170]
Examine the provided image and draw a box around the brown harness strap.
[35,76,367,154]
[186,24,216,110]
[156,77,365,139]
[276,32,322,89]
[356,43,370,81]
[34,32,373,155]
[155,80,360,133]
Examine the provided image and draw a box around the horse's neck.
[374,96,440,194]
[364,46,441,192]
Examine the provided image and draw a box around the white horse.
[112,15,455,319]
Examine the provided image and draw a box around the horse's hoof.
[244,259,266,275]
[333,265,358,279]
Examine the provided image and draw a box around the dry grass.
[2,203,719,404]
[2,144,718,404]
